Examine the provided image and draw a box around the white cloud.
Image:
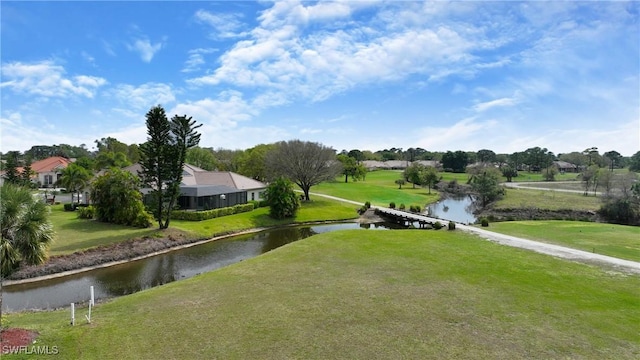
[127,37,164,63]
[0,111,94,152]
[473,96,519,113]
[167,91,256,131]
[182,48,218,73]
[0,60,107,98]
[194,9,248,39]
[413,117,499,151]
[110,83,176,110]
[189,14,479,104]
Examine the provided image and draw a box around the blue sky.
[1,1,639,156]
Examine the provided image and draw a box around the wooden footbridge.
[373,207,451,228]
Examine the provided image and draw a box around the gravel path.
[309,192,640,274]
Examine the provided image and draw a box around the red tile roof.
[30,156,72,173]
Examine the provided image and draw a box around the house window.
[251,192,255,201]
[44,175,53,185]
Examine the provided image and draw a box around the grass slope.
[488,220,640,262]
[6,230,639,359]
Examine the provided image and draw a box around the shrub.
[133,211,154,228]
[389,202,396,209]
[364,201,371,209]
[433,221,443,230]
[63,203,76,211]
[448,221,456,230]
[172,203,255,221]
[77,206,95,219]
[414,205,421,213]
[399,203,406,211]
[481,218,490,227]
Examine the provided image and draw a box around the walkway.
[309,192,640,274]
[503,181,599,195]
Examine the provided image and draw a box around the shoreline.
[4,219,360,286]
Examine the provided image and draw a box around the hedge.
[172,203,255,221]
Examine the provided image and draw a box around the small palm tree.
[59,163,92,204]
[1,183,55,328]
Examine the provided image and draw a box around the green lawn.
[46,197,359,255]
[48,204,157,256]
[172,196,359,238]
[314,170,439,207]
[494,187,601,211]
[6,230,639,359]
[488,220,640,262]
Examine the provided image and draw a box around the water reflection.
[427,195,478,224]
[3,222,388,312]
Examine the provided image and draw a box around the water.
[426,195,478,224]
[2,222,391,312]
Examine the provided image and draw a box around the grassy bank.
[5,230,639,359]
[314,170,439,207]
[494,187,601,211]
[47,196,359,255]
[488,220,640,262]
[172,196,359,238]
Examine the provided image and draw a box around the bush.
[448,221,456,230]
[133,211,154,228]
[389,202,396,209]
[364,201,371,209]
[399,203,406,210]
[63,203,76,211]
[77,206,95,219]
[433,221,443,230]
[480,218,490,227]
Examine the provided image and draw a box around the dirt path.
[309,192,640,274]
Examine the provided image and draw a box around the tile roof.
[30,157,72,173]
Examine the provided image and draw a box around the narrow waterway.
[3,222,391,312]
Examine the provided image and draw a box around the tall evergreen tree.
[20,157,33,187]
[3,153,21,185]
[140,106,201,229]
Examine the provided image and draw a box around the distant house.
[0,156,73,187]
[123,163,267,211]
[553,161,579,173]
[31,157,73,187]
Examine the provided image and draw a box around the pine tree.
[140,106,201,229]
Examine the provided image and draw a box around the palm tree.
[59,163,92,204]
[1,183,55,328]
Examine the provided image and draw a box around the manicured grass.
[495,187,601,211]
[48,204,157,256]
[46,197,359,254]
[314,170,439,207]
[6,230,639,359]
[172,196,359,238]
[488,220,640,262]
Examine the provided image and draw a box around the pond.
[426,195,478,224]
[2,222,393,312]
